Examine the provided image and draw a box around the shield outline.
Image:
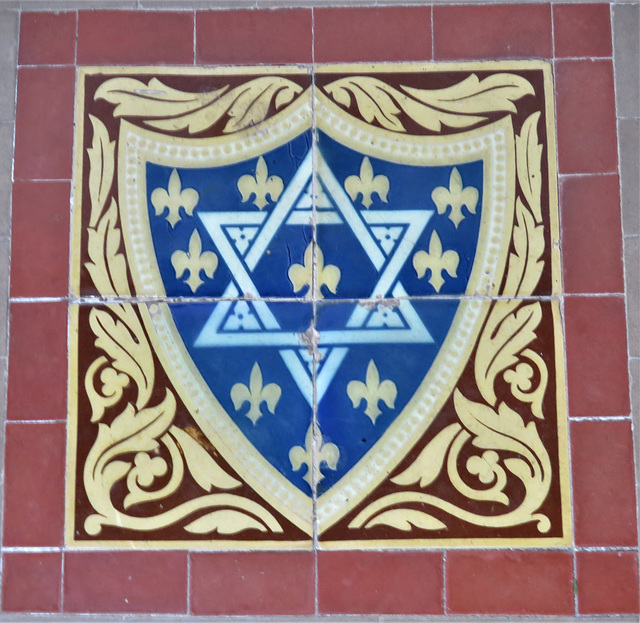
[117,93,516,534]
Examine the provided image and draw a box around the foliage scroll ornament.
[349,112,552,534]
[81,114,283,537]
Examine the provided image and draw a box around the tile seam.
[0,9,20,614]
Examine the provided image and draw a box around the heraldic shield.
[68,64,570,548]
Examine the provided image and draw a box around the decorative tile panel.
[67,63,570,549]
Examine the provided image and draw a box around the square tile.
[553,3,613,58]
[19,11,76,65]
[577,551,640,614]
[67,63,569,552]
[1,552,62,613]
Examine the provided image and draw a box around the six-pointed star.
[195,149,435,406]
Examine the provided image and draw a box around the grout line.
[558,170,620,178]
[60,549,65,614]
[430,3,435,61]
[569,415,633,421]
[441,550,447,615]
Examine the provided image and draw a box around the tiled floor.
[0,1,639,619]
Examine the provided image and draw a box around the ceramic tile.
[553,3,613,59]
[18,11,76,65]
[1,552,62,613]
[68,64,569,550]
[576,551,640,614]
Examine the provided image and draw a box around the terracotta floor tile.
[3,422,65,547]
[433,4,552,60]
[13,66,74,180]
[10,181,70,298]
[447,551,574,615]
[1,552,62,613]
[77,11,193,65]
[318,551,443,614]
[7,302,67,421]
[577,551,640,614]
[190,552,314,616]
[555,59,618,174]
[553,3,613,59]
[18,12,76,66]
[314,7,431,63]
[560,174,624,294]
[571,420,637,547]
[64,552,188,614]
[196,10,312,64]
[564,296,630,417]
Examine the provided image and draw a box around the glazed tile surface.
[67,63,569,548]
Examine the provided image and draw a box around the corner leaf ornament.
[323,73,534,133]
[95,76,304,134]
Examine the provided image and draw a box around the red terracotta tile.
[564,296,629,417]
[19,12,76,65]
[196,10,311,64]
[14,66,75,180]
[577,551,639,614]
[64,551,187,614]
[10,181,70,297]
[2,552,61,613]
[555,60,618,174]
[7,302,67,421]
[77,11,193,65]
[190,552,314,616]
[318,551,443,614]
[433,4,552,60]
[3,422,65,546]
[571,420,637,546]
[447,551,573,615]
[553,4,612,58]
[560,175,624,294]
[314,7,431,63]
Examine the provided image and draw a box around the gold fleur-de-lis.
[151,169,199,227]
[237,156,284,210]
[431,167,479,227]
[288,242,340,299]
[344,157,390,208]
[230,362,281,425]
[347,360,397,424]
[412,230,459,292]
[289,424,340,486]
[171,230,218,293]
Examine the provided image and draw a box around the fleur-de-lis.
[288,243,341,299]
[289,424,340,486]
[171,230,218,293]
[344,157,390,208]
[412,231,459,292]
[237,156,284,210]
[431,167,479,227]
[347,360,397,424]
[230,362,281,425]
[151,169,199,227]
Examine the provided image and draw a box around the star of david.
[195,149,435,406]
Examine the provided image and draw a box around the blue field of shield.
[146,129,484,495]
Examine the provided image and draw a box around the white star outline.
[194,149,436,407]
